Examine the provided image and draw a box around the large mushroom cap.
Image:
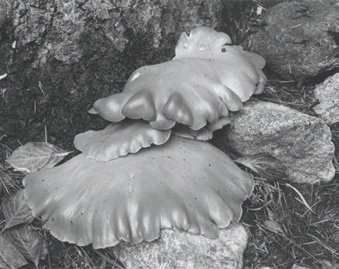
[90,55,264,130]
[89,27,266,135]
[23,136,253,249]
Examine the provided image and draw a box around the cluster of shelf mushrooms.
[23,26,267,249]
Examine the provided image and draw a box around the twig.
[44,125,48,143]
[0,134,7,142]
[0,73,7,80]
[291,24,302,29]
[38,80,45,95]
[267,79,295,83]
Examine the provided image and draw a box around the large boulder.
[249,0,338,80]
[222,101,335,184]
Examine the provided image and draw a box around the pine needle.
[284,183,315,213]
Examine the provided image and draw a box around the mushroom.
[23,136,253,249]
[23,26,266,249]
[174,26,232,59]
[74,119,171,161]
[89,26,266,133]
[74,117,232,162]
[89,58,244,131]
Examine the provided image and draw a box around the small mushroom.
[74,119,171,161]
[174,26,232,58]
[23,136,253,249]
[74,116,231,161]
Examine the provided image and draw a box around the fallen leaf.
[6,142,71,173]
[0,234,28,269]
[4,224,46,268]
[263,220,284,234]
[1,190,34,230]
[235,153,288,181]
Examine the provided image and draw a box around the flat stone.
[223,101,335,183]
[249,0,338,79]
[313,73,339,125]
[113,224,248,269]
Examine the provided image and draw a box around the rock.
[3,0,224,65]
[113,224,248,269]
[313,73,339,125]
[319,260,336,269]
[249,0,338,80]
[222,101,335,183]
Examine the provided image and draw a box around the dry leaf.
[1,190,34,230]
[235,153,288,181]
[4,224,46,268]
[6,142,70,173]
[0,234,28,269]
[263,220,284,234]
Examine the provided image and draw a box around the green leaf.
[4,224,47,268]
[1,190,34,230]
[235,153,288,181]
[0,234,28,269]
[6,142,71,173]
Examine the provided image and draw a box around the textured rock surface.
[223,101,335,183]
[313,73,339,125]
[113,224,248,269]
[1,0,223,66]
[249,0,338,79]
